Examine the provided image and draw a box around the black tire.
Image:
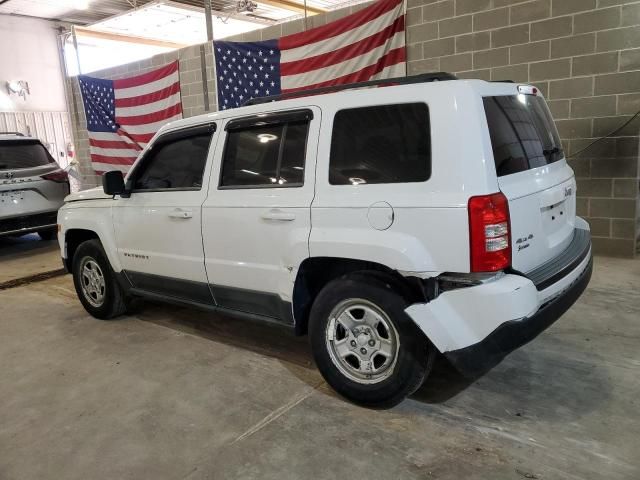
[72,239,127,320]
[38,229,56,241]
[309,273,435,408]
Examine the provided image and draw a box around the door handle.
[261,209,295,222]
[169,209,193,219]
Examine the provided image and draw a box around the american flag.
[214,0,406,110]
[78,61,182,174]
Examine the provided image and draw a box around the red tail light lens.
[468,192,511,272]
[41,169,68,183]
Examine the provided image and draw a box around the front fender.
[58,203,122,272]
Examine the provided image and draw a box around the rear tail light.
[41,169,69,183]
[468,192,511,272]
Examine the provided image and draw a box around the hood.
[64,187,111,203]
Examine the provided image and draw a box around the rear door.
[202,107,319,322]
[483,91,576,273]
[0,139,68,226]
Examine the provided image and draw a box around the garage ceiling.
[0,0,357,25]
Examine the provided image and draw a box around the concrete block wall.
[406,0,640,256]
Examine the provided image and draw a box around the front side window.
[220,119,309,188]
[133,132,212,191]
[329,103,431,185]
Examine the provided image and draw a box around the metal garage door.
[0,111,73,169]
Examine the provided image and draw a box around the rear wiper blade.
[543,147,561,156]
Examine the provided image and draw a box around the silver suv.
[0,133,69,240]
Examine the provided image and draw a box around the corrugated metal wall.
[0,111,74,168]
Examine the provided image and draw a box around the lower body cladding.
[405,227,593,377]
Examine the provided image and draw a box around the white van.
[58,74,592,407]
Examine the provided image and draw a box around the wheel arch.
[63,229,100,271]
[60,205,121,273]
[291,256,428,335]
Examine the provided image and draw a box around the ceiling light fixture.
[257,133,277,143]
[73,0,91,10]
[237,0,258,14]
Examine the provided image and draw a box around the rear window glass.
[329,103,430,185]
[483,95,564,177]
[0,140,54,170]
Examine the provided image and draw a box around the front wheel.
[309,274,435,408]
[71,239,127,319]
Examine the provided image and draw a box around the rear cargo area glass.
[483,95,564,177]
[0,141,54,170]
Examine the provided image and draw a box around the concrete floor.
[0,234,62,286]
[0,256,638,479]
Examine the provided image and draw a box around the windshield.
[0,140,55,171]
[483,94,564,177]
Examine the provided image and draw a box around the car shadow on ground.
[0,233,57,257]
[137,300,612,418]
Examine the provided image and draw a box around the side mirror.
[102,170,125,196]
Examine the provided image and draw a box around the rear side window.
[0,140,54,170]
[483,95,564,177]
[329,103,430,185]
[133,133,212,191]
[220,120,309,188]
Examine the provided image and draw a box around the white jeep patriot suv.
[58,74,592,407]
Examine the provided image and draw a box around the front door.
[202,108,320,321]
[113,122,217,304]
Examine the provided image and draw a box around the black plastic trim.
[128,288,294,329]
[120,271,294,326]
[225,109,313,131]
[210,284,294,325]
[124,270,215,305]
[525,227,591,291]
[156,122,217,145]
[445,253,592,377]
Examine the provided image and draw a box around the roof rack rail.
[242,72,458,107]
[0,132,25,136]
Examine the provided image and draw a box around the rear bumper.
[405,226,592,377]
[445,253,592,377]
[0,211,58,237]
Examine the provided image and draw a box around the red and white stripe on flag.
[279,0,406,93]
[80,61,182,174]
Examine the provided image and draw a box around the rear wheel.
[38,229,56,241]
[309,274,435,408]
[72,239,127,319]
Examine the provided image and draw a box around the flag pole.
[204,0,214,41]
[403,0,408,77]
[205,0,219,111]
[303,0,308,31]
[71,25,82,75]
